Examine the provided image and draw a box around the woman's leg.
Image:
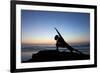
[56,44,59,51]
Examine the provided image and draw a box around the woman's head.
[54,35,59,40]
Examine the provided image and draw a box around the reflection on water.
[21,44,90,61]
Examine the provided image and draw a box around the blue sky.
[21,10,90,45]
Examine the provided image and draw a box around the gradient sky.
[21,10,90,45]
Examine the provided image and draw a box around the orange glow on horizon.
[22,38,56,45]
[22,37,89,45]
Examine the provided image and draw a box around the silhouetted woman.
[54,28,83,54]
[54,35,73,52]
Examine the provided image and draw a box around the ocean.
[21,44,90,62]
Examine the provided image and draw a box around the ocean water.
[21,44,90,62]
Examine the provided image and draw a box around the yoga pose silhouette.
[54,28,83,54]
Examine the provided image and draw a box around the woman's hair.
[54,35,59,40]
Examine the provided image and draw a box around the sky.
[21,10,90,45]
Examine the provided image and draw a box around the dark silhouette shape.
[54,28,83,54]
[22,50,89,63]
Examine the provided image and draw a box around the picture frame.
[10,0,97,72]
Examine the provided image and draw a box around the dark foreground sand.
[22,50,90,63]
